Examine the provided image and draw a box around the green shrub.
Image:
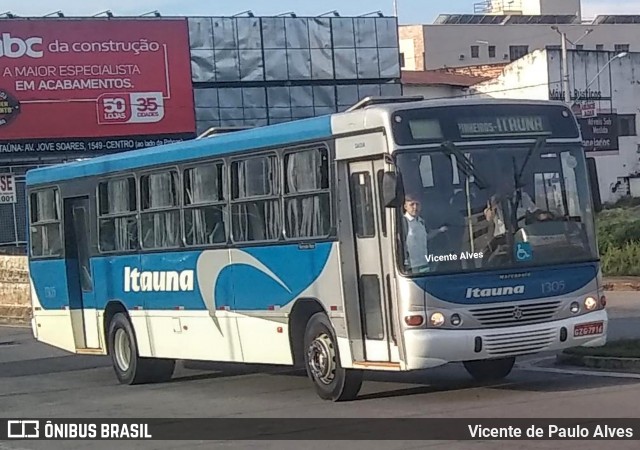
[600,242,640,276]
[603,196,640,210]
[597,206,640,275]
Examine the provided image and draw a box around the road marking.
[516,356,640,379]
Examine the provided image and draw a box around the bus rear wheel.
[463,357,515,382]
[303,312,363,402]
[107,313,175,385]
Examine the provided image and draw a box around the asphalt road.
[1,291,640,450]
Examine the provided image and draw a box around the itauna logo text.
[123,267,195,292]
[465,285,525,299]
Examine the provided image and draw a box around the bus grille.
[484,328,557,356]
[469,301,562,327]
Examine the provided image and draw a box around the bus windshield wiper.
[440,141,488,190]
[516,136,546,189]
[510,137,546,216]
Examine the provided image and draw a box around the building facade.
[401,70,487,99]
[400,0,640,70]
[470,48,640,204]
[0,15,401,248]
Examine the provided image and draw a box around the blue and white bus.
[26,97,607,401]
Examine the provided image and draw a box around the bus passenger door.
[347,159,399,363]
[63,197,100,349]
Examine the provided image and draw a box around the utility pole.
[561,31,571,103]
[552,26,572,104]
[393,0,398,17]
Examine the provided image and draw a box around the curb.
[0,317,30,326]
[0,305,31,327]
[556,352,640,371]
[602,282,640,292]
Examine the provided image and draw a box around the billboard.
[0,19,196,154]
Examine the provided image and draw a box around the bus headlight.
[430,312,445,327]
[570,302,580,314]
[584,296,597,311]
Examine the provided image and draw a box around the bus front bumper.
[403,310,608,370]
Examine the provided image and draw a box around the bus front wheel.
[463,357,515,382]
[303,312,363,402]
[107,312,175,385]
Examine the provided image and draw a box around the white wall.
[403,84,467,100]
[522,0,581,16]
[471,50,549,100]
[419,24,639,69]
[400,38,417,70]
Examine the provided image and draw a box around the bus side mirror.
[382,171,402,208]
[586,157,602,213]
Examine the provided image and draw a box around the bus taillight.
[404,315,424,327]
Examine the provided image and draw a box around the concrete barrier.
[557,352,640,372]
[0,255,30,325]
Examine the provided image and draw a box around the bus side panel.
[92,250,245,363]
[232,243,348,366]
[295,242,354,368]
[91,254,150,355]
[29,259,77,353]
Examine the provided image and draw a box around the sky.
[1,0,638,24]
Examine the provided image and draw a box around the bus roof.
[26,97,574,187]
[26,115,333,186]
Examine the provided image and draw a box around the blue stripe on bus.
[26,115,333,186]
[30,243,333,311]
[414,262,598,304]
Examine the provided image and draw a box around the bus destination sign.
[457,115,552,138]
[392,105,579,146]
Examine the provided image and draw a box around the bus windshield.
[395,144,598,275]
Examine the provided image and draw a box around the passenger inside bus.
[482,178,559,263]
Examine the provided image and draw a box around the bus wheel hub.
[308,333,335,385]
[114,328,132,371]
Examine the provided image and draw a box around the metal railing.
[474,0,523,14]
[0,163,46,249]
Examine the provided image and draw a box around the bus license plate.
[574,321,604,337]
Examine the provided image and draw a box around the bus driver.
[402,194,448,271]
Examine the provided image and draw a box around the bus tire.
[107,313,175,385]
[303,312,363,402]
[463,357,515,382]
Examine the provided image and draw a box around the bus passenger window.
[98,177,138,252]
[231,155,281,242]
[283,147,331,239]
[29,188,62,257]
[140,171,181,249]
[184,163,227,246]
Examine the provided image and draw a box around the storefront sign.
[0,174,16,204]
[579,114,619,152]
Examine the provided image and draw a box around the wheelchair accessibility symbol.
[515,242,532,262]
